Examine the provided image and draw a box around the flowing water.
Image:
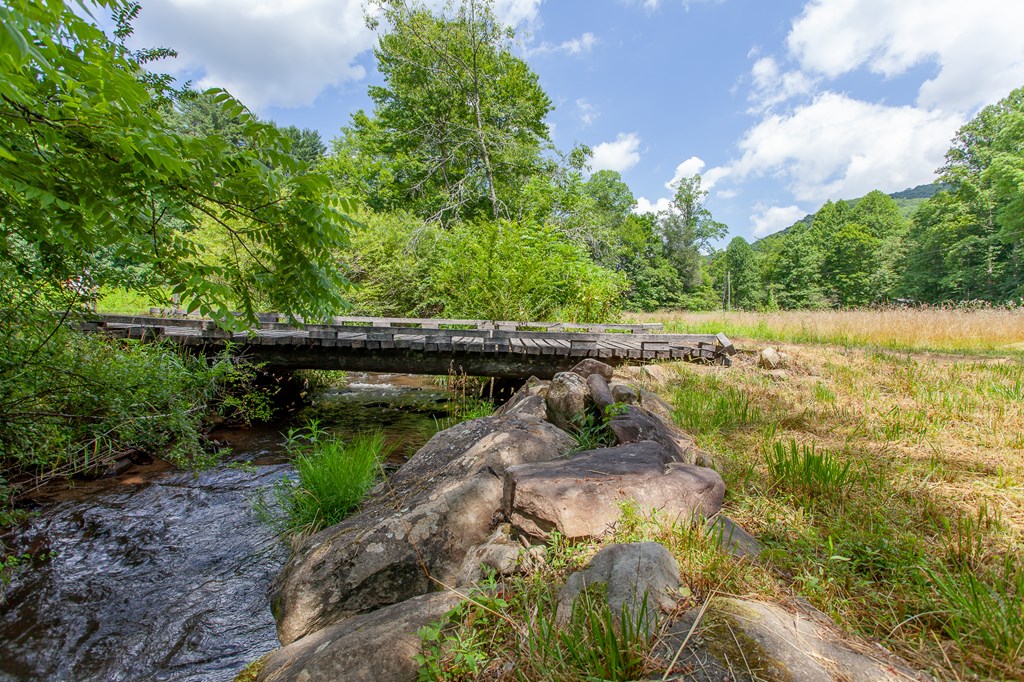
[0,373,451,682]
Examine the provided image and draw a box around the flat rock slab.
[654,598,927,682]
[707,515,762,558]
[556,542,682,636]
[257,591,463,682]
[504,441,725,540]
[270,415,574,645]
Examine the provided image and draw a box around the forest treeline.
[52,0,1023,323]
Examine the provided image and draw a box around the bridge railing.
[137,310,665,334]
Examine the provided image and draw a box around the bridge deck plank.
[86,315,731,376]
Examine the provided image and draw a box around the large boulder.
[545,371,591,431]
[556,542,682,636]
[257,591,463,682]
[570,358,614,381]
[270,414,575,645]
[608,405,711,467]
[654,598,925,682]
[504,441,725,540]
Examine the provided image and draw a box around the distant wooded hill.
[711,103,1024,312]
[762,182,946,240]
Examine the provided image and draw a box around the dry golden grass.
[638,342,1024,679]
[629,307,1024,354]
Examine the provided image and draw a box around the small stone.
[456,524,522,584]
[758,347,789,370]
[609,382,639,405]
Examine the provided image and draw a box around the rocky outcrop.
[257,591,464,682]
[504,441,725,540]
[654,597,926,682]
[270,414,574,645]
[556,542,682,636]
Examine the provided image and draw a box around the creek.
[0,373,453,682]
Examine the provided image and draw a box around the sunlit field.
[627,329,1024,679]
[629,307,1024,354]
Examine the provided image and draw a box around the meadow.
[630,306,1024,354]
[628,308,1024,679]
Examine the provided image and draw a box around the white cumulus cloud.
[634,196,673,215]
[748,56,816,111]
[576,98,600,127]
[492,0,543,26]
[131,0,376,110]
[130,0,546,111]
[787,0,1024,113]
[591,133,642,173]
[750,204,807,237]
[666,156,706,189]
[721,92,963,203]
[525,32,598,57]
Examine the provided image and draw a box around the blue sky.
[128,0,1024,243]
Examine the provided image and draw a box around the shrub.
[0,321,252,505]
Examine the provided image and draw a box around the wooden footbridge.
[85,312,735,378]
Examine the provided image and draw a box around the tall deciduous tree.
[721,236,761,309]
[0,0,356,325]
[657,174,727,292]
[327,0,552,224]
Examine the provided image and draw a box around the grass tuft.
[260,421,388,537]
[764,439,854,500]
